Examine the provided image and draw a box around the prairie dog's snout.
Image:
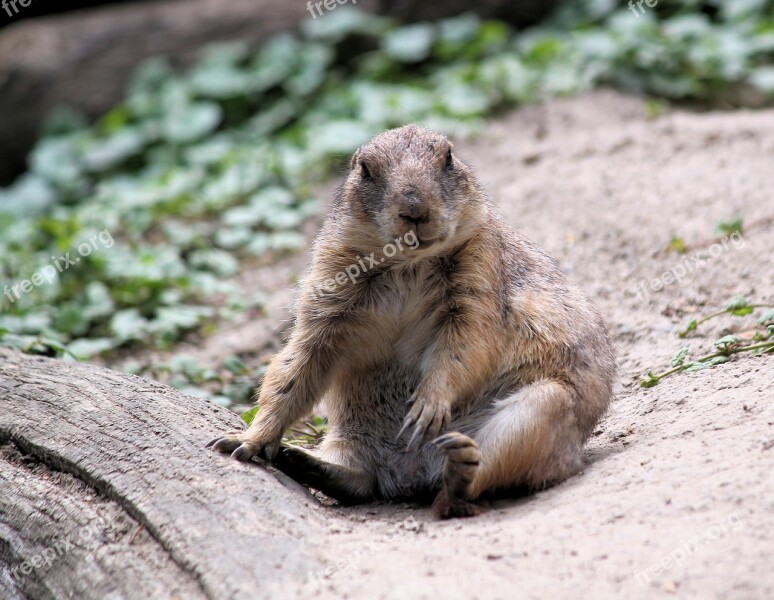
[397,190,429,225]
[392,181,444,246]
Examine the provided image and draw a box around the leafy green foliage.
[668,236,688,253]
[241,405,261,426]
[716,217,744,237]
[643,299,774,387]
[130,354,266,408]
[2,2,773,404]
[678,296,773,336]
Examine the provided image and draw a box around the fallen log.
[0,349,323,600]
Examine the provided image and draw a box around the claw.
[208,434,245,454]
[432,433,455,448]
[396,414,415,441]
[231,443,257,462]
[433,433,470,450]
[406,423,425,451]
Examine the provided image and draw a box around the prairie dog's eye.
[445,149,453,170]
[361,161,373,181]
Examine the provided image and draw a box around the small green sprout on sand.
[641,297,774,388]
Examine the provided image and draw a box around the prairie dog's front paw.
[398,393,451,450]
[206,429,281,462]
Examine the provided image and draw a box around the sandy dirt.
[167,90,774,599]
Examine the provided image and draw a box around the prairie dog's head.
[340,124,486,254]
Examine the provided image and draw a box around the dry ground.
[165,89,774,599]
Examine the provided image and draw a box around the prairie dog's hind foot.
[432,432,482,519]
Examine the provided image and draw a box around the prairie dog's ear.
[350,148,361,171]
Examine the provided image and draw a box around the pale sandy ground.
[164,90,774,599]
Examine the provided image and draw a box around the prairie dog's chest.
[358,262,445,359]
[376,260,443,319]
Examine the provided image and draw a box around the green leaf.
[67,338,115,360]
[0,174,57,218]
[223,355,248,376]
[284,45,334,97]
[716,218,743,237]
[189,67,251,99]
[99,106,131,134]
[301,7,389,43]
[166,354,201,378]
[215,227,253,249]
[262,209,304,230]
[188,249,239,277]
[757,309,774,324]
[383,24,436,62]
[150,306,215,338]
[29,137,83,186]
[268,231,306,252]
[668,236,687,254]
[241,405,260,425]
[110,309,149,342]
[162,103,222,143]
[685,355,728,371]
[223,379,254,404]
[522,36,564,66]
[247,99,299,136]
[644,99,668,120]
[714,335,742,352]
[251,34,301,90]
[671,347,690,367]
[726,296,750,309]
[640,369,659,388]
[83,282,116,320]
[678,319,698,338]
[749,66,774,95]
[306,121,374,155]
[83,128,146,172]
[726,296,752,316]
[53,304,91,337]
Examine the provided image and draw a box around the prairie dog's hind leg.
[432,432,482,519]
[468,380,585,498]
[272,445,374,506]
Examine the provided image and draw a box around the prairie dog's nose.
[398,190,429,225]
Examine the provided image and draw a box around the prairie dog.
[208,124,616,518]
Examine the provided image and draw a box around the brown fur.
[208,124,616,518]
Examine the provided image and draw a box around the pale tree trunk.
[0,349,323,600]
